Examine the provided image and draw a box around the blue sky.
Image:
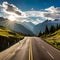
[0,0,60,11]
[0,0,60,24]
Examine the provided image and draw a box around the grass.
[43,29,60,50]
[0,26,24,39]
[0,26,24,51]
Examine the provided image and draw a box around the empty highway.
[10,37,60,60]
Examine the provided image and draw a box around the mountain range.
[33,19,60,35]
[0,17,34,35]
[0,17,60,35]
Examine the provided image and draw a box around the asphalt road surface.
[10,37,60,60]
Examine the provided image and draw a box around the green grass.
[0,26,24,39]
[0,26,24,51]
[43,29,60,50]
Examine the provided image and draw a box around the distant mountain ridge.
[19,21,35,33]
[0,17,34,35]
[33,19,60,35]
[0,17,60,35]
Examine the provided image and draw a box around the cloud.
[43,6,60,20]
[19,6,60,24]
[25,6,60,21]
[2,2,26,18]
[16,16,44,25]
[32,18,43,25]
[45,6,56,13]
[25,11,41,17]
[0,2,60,24]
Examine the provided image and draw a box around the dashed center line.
[47,51,54,59]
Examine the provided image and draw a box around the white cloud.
[25,6,60,21]
[1,2,26,18]
[25,11,41,17]
[32,18,43,25]
[45,6,56,13]
[0,2,60,24]
[43,6,60,20]
[17,18,31,22]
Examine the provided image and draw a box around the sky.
[0,0,60,24]
[0,0,60,11]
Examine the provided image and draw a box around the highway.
[10,37,60,60]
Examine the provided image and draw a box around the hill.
[43,29,60,50]
[0,25,24,52]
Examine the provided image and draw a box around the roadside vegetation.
[38,24,60,50]
[0,25,24,52]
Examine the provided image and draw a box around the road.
[10,37,60,60]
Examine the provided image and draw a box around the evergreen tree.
[38,31,42,36]
[58,24,60,29]
[56,24,59,30]
[50,25,55,33]
[45,25,49,34]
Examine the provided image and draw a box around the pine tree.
[58,24,60,29]
[50,25,55,33]
[38,31,42,36]
[56,24,59,30]
[45,25,49,34]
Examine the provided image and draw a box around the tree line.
[38,24,60,36]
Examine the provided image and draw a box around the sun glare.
[8,15,16,21]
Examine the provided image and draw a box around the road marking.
[29,41,31,60]
[47,51,54,59]
[29,39,33,60]
[30,40,33,60]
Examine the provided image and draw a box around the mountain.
[0,17,60,36]
[0,17,34,35]
[19,22,35,32]
[33,19,60,35]
[9,23,34,35]
[0,17,5,21]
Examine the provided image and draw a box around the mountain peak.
[43,20,51,23]
[54,19,60,21]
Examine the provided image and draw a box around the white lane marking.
[41,45,45,49]
[47,51,54,59]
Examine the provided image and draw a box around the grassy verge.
[41,30,60,50]
[44,38,60,50]
[0,26,24,52]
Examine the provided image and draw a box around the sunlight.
[8,15,16,21]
